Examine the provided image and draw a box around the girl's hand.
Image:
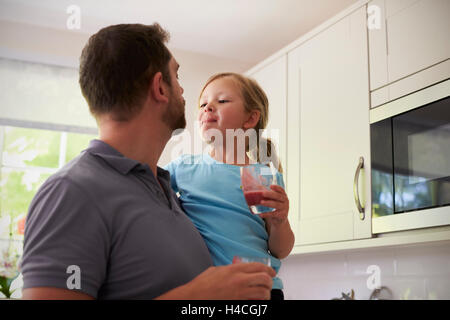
[258,185,289,227]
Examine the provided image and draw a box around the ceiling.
[0,0,358,66]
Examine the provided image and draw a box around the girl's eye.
[218,100,228,103]
[200,103,207,108]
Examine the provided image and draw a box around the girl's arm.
[259,185,295,259]
[265,217,295,259]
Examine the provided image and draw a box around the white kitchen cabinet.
[368,0,450,90]
[244,0,450,254]
[287,6,372,246]
[249,55,287,174]
[248,56,300,234]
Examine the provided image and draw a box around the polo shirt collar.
[156,166,170,182]
[86,139,141,175]
[86,140,171,183]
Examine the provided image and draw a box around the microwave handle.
[353,156,365,220]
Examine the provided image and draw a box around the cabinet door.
[368,0,450,89]
[287,7,372,246]
[387,0,450,83]
[368,0,388,90]
[250,55,287,173]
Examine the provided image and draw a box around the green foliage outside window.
[66,132,96,163]
[0,169,51,239]
[3,127,61,168]
[0,126,97,240]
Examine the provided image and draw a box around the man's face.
[162,57,186,132]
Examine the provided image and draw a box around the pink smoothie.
[244,190,265,206]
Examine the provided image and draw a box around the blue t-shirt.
[164,154,284,289]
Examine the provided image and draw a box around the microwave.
[370,79,450,234]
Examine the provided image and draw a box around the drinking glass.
[240,164,279,214]
[232,255,271,267]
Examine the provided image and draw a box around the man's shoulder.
[28,151,119,219]
[43,151,116,193]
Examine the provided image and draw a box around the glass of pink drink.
[232,255,271,267]
[240,165,277,214]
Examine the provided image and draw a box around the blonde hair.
[199,72,282,173]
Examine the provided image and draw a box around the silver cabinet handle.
[353,156,365,220]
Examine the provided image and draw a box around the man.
[21,23,275,300]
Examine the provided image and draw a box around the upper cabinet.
[249,55,288,174]
[287,7,372,245]
[368,0,450,103]
[249,56,300,234]
[245,0,449,252]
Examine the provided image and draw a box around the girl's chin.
[200,130,222,145]
[201,126,223,136]
[201,122,218,129]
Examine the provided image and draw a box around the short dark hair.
[79,23,172,121]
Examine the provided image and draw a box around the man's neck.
[98,114,171,177]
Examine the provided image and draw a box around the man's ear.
[149,72,169,104]
[243,110,261,130]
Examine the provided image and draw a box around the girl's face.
[198,77,255,141]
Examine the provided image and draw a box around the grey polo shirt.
[21,139,213,299]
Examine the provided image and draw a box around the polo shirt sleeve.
[21,177,110,299]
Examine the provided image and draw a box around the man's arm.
[22,287,94,300]
[156,263,276,300]
[21,178,109,300]
[22,263,275,300]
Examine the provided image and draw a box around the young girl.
[164,73,295,300]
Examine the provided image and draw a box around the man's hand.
[156,263,276,300]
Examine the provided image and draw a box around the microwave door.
[392,96,450,213]
[371,118,394,217]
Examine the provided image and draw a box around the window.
[0,125,97,241]
[0,58,98,242]
[0,58,98,298]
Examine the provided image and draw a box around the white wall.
[279,240,450,300]
[0,19,251,164]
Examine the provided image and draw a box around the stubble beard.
[162,89,186,134]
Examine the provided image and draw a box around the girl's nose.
[204,104,213,112]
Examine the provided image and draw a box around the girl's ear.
[149,72,169,104]
[243,110,261,130]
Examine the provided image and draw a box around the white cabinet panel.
[288,7,372,246]
[370,59,450,108]
[250,55,287,174]
[369,0,450,91]
[249,56,297,237]
[385,0,420,18]
[387,0,450,82]
[368,0,389,90]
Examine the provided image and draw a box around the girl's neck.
[209,145,253,166]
